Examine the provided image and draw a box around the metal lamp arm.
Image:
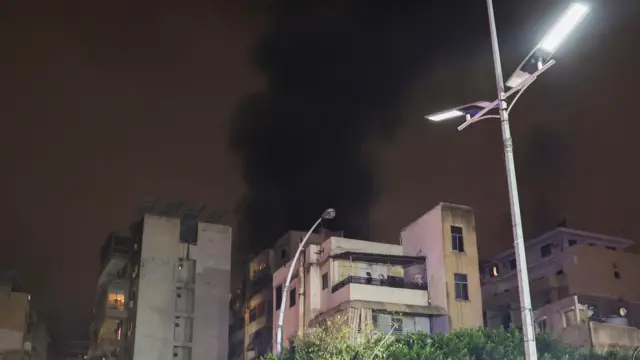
[275,216,324,354]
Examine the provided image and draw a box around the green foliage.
[263,321,631,360]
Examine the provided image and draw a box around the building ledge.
[309,300,447,326]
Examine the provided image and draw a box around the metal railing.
[331,275,428,293]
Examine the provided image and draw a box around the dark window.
[614,270,621,280]
[249,307,258,322]
[391,317,403,334]
[606,246,616,251]
[289,288,296,308]
[275,285,283,310]
[280,248,288,260]
[537,318,547,333]
[568,239,577,247]
[586,303,600,318]
[454,273,469,300]
[322,273,329,290]
[588,243,596,247]
[372,313,379,329]
[451,226,464,252]
[509,258,517,270]
[540,244,552,257]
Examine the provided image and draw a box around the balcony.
[98,233,133,289]
[331,276,430,308]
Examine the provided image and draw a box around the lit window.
[107,290,126,311]
[454,273,469,300]
[451,226,464,252]
[489,264,499,278]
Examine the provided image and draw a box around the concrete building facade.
[89,211,232,360]
[0,271,49,360]
[481,227,640,352]
[272,203,484,350]
[237,230,336,360]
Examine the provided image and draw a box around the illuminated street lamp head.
[539,2,590,53]
[426,110,465,122]
[322,208,336,219]
[425,101,496,122]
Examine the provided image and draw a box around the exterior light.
[426,110,465,122]
[620,307,627,317]
[539,2,590,53]
[322,208,336,220]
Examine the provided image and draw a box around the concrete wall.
[563,245,640,303]
[134,215,179,360]
[0,290,29,354]
[590,322,640,353]
[192,222,231,360]
[133,215,231,360]
[401,203,483,332]
[440,204,483,330]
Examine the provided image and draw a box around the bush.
[263,321,631,360]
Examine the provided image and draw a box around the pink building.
[272,203,484,350]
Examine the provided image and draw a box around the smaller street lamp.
[275,208,336,354]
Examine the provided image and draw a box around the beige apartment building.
[89,204,232,360]
[272,203,484,350]
[0,270,49,360]
[233,230,339,360]
[481,227,640,352]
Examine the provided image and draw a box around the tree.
[262,318,631,360]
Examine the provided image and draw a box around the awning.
[330,251,425,266]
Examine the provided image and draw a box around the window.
[372,313,379,329]
[614,270,621,279]
[322,273,329,290]
[586,303,600,318]
[249,307,258,322]
[563,309,576,327]
[489,264,499,278]
[391,317,403,334]
[289,288,296,308]
[107,290,126,311]
[280,248,288,260]
[275,285,283,310]
[509,258,517,270]
[588,243,596,247]
[568,239,577,247]
[606,246,616,251]
[540,244,552,257]
[451,226,464,252]
[536,318,547,333]
[454,273,469,300]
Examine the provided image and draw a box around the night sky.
[1,0,639,348]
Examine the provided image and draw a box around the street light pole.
[275,208,336,355]
[485,1,538,359]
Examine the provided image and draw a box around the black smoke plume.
[231,1,485,252]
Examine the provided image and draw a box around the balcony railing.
[331,275,428,293]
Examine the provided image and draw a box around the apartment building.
[272,203,484,350]
[0,270,49,360]
[236,230,339,360]
[88,209,232,360]
[481,226,640,352]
